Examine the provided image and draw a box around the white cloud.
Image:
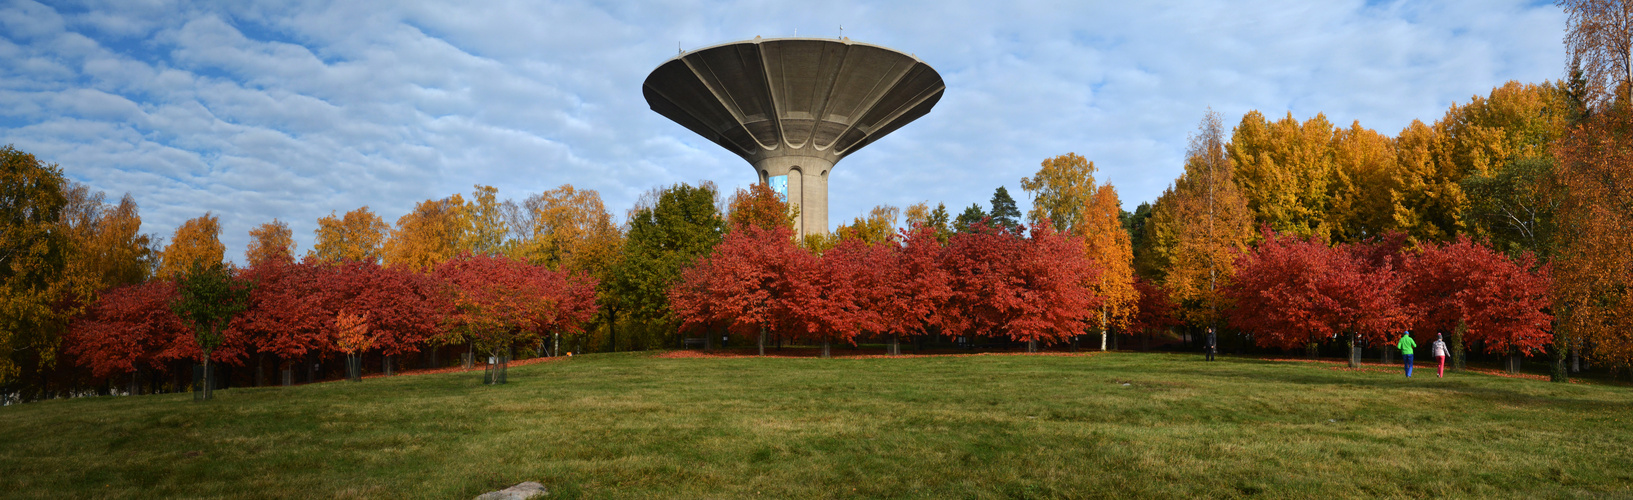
[0,0,1566,263]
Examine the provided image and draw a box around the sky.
[0,0,1568,264]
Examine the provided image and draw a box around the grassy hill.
[1,351,1630,499]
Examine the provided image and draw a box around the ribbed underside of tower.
[643,37,945,236]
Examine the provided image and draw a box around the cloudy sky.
[1,0,1566,263]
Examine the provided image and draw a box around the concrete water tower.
[643,37,945,236]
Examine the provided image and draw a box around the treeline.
[10,7,1633,399]
[1117,81,1579,376]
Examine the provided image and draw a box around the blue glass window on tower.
[769,175,788,199]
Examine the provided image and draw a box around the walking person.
[1396,331,1417,377]
[1205,327,1217,361]
[1432,333,1449,378]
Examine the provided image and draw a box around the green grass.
[2,351,1631,499]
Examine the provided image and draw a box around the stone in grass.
[475,482,548,500]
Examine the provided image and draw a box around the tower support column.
[753,155,834,237]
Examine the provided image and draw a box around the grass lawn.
[2,350,1631,499]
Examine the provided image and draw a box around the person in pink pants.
[1431,333,1449,378]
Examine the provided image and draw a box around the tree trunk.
[705,330,714,352]
[608,308,618,353]
[822,340,831,358]
[891,333,900,356]
[384,354,395,376]
[759,328,766,356]
[1452,321,1467,371]
[1508,352,1522,374]
[1099,308,1108,351]
[1571,345,1581,374]
[1552,336,1570,382]
[201,351,213,401]
[1028,338,1038,353]
[1347,332,1359,368]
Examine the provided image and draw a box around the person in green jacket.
[1395,331,1417,377]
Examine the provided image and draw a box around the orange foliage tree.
[246,219,295,267]
[156,213,225,281]
[1553,107,1633,372]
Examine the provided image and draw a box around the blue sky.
[0,0,1566,263]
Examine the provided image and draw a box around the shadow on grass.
[1157,355,1633,414]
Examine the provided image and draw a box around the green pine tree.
[989,186,1022,232]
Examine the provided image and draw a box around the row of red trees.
[671,219,1106,356]
[65,254,598,386]
[1227,230,1552,367]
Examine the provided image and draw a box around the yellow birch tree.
[309,207,389,264]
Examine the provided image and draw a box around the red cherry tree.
[66,281,197,382]
[1127,277,1179,348]
[781,237,892,357]
[436,254,598,381]
[1227,230,1409,364]
[1402,236,1553,364]
[876,224,956,355]
[672,224,812,355]
[944,221,1102,351]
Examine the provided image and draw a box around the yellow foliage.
[460,185,507,256]
[1154,111,1255,328]
[246,219,295,266]
[1391,120,1462,242]
[511,185,622,280]
[61,185,154,304]
[157,213,225,280]
[383,196,465,272]
[835,205,899,245]
[1327,122,1402,242]
[1020,152,1097,233]
[1080,184,1137,330]
[309,207,389,264]
[1227,111,1337,239]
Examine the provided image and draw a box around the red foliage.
[232,258,450,363]
[1401,236,1553,355]
[1128,277,1178,334]
[781,237,892,345]
[943,221,1103,346]
[878,224,957,338]
[65,281,196,379]
[1227,230,1409,350]
[435,253,598,351]
[672,224,811,337]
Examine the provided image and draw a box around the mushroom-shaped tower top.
[643,37,944,235]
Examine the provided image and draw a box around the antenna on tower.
[678,41,682,54]
[839,25,843,39]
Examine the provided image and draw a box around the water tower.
[643,37,945,236]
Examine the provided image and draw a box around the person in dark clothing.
[1205,327,1217,361]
